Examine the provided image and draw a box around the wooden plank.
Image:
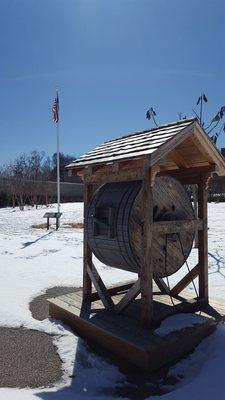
[115,279,141,314]
[154,277,170,294]
[83,184,93,301]
[198,176,209,302]
[83,166,143,184]
[140,160,154,326]
[153,219,203,234]
[87,262,114,310]
[90,281,136,301]
[170,264,200,296]
[165,164,216,179]
[169,149,189,168]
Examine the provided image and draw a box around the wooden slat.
[166,164,216,179]
[115,279,141,314]
[140,160,154,326]
[83,184,93,301]
[83,166,143,183]
[90,281,136,301]
[170,264,200,296]
[154,277,170,294]
[170,148,189,168]
[87,262,114,310]
[153,219,203,234]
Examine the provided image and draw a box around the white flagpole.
[56,119,60,215]
[56,90,60,227]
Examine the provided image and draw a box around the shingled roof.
[67,118,196,168]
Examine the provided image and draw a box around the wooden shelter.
[65,118,225,323]
[48,118,225,370]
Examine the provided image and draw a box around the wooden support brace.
[87,262,114,310]
[154,277,170,294]
[140,159,154,326]
[90,281,136,301]
[170,263,200,297]
[115,279,141,314]
[153,219,203,234]
[83,184,93,302]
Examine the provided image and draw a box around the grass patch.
[31,223,48,229]
[31,222,84,229]
[63,222,84,229]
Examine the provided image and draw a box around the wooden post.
[193,184,198,248]
[56,216,59,230]
[198,175,209,302]
[140,161,154,326]
[83,183,93,302]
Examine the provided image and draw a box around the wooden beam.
[170,149,189,168]
[165,164,216,178]
[190,133,211,160]
[83,184,93,302]
[83,166,143,184]
[154,277,170,294]
[90,281,136,301]
[153,219,203,234]
[198,176,209,302]
[115,279,141,314]
[170,264,200,296]
[87,262,114,310]
[140,159,154,326]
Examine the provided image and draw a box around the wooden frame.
[69,119,225,328]
[80,158,212,327]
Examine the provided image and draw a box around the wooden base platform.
[47,283,223,372]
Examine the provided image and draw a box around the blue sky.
[0,0,225,164]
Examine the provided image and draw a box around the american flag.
[52,93,59,123]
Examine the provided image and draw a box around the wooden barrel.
[86,175,195,278]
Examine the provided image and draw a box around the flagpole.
[52,89,61,229]
[55,89,60,229]
[56,118,60,217]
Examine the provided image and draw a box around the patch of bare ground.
[31,223,48,229]
[31,222,83,229]
[63,222,84,229]
[0,327,62,388]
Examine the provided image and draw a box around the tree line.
[0,150,76,209]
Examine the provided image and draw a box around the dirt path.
[0,327,62,388]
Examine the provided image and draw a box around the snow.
[154,313,209,337]
[0,202,225,399]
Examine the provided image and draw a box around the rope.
[164,232,199,309]
[176,232,199,299]
[164,234,177,308]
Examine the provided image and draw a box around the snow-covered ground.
[0,202,225,399]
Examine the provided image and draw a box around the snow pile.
[0,202,224,399]
[156,323,225,400]
[155,313,209,337]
